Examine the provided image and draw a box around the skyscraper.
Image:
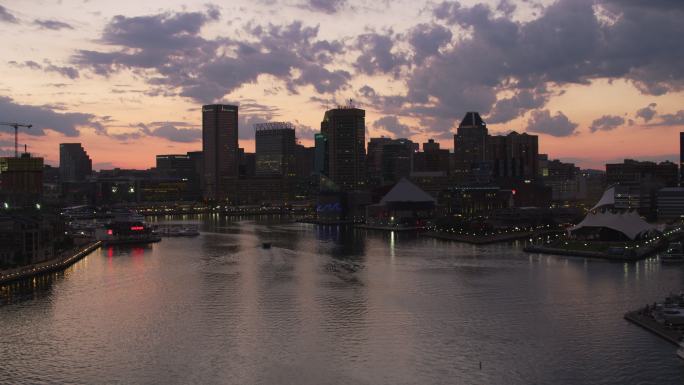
[679,132,684,186]
[314,133,328,176]
[454,112,488,164]
[202,104,238,201]
[320,105,366,191]
[367,137,415,186]
[59,143,92,182]
[255,122,296,177]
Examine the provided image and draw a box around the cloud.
[636,103,657,122]
[408,23,452,63]
[34,19,73,30]
[72,11,348,103]
[589,115,625,132]
[0,96,101,137]
[525,110,578,137]
[8,60,79,79]
[355,32,407,76]
[372,116,415,138]
[0,5,18,23]
[305,0,347,13]
[486,87,550,124]
[652,110,684,127]
[361,0,684,137]
[144,123,201,143]
[93,162,116,170]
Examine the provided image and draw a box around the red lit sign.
[107,229,113,235]
[130,226,144,231]
[512,189,517,195]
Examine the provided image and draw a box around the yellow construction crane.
[0,121,32,157]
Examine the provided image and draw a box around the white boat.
[678,343,684,360]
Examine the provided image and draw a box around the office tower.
[314,133,328,176]
[202,104,238,201]
[414,139,451,174]
[320,105,366,191]
[155,154,194,179]
[59,143,92,182]
[680,132,683,184]
[486,132,538,180]
[255,122,296,177]
[454,112,488,164]
[295,144,315,178]
[366,137,414,186]
[366,137,393,184]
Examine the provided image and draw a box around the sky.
[0,0,683,170]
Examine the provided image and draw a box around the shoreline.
[524,240,665,261]
[0,241,101,285]
[422,229,562,245]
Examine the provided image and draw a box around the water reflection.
[0,216,683,385]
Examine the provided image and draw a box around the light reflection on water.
[0,215,683,384]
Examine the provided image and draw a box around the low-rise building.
[657,187,684,221]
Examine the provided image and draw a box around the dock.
[624,310,683,346]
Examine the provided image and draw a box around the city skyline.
[1,0,683,170]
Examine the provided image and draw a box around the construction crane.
[0,122,32,157]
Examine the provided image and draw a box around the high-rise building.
[202,104,239,201]
[314,133,328,176]
[485,132,539,181]
[679,132,684,186]
[367,137,415,186]
[255,122,296,177]
[59,143,92,182]
[454,112,488,164]
[320,106,366,191]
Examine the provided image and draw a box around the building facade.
[255,122,296,177]
[59,143,92,182]
[202,104,239,202]
[0,153,43,207]
[320,106,366,191]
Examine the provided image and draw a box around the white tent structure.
[590,186,616,211]
[568,210,656,240]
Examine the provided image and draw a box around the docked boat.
[95,214,161,245]
[662,242,684,263]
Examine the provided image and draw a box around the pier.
[0,241,101,285]
[624,293,684,346]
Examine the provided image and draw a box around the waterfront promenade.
[423,228,563,245]
[0,241,101,285]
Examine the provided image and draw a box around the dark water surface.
[1,216,683,384]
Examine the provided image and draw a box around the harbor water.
[0,216,683,384]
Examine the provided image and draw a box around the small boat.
[662,242,684,263]
[678,343,684,360]
[262,242,272,249]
